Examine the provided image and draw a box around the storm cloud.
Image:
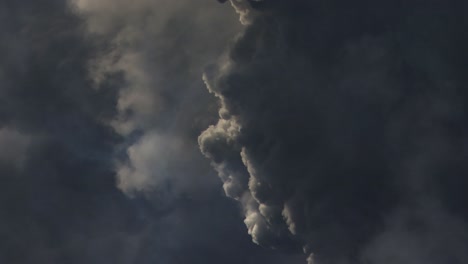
[2,0,468,263]
[0,0,302,263]
[200,0,468,263]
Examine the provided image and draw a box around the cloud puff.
[73,0,241,196]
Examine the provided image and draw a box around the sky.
[0,1,468,264]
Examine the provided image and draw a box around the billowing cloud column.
[201,1,468,263]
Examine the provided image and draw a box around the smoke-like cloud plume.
[71,0,243,198]
[70,0,305,263]
[0,0,303,263]
[200,0,468,263]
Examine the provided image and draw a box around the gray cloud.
[200,0,468,263]
[0,0,302,263]
[0,128,30,169]
[72,0,241,196]
[3,0,467,263]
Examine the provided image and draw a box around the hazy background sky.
[1,1,468,264]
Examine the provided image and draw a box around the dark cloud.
[0,2,137,263]
[0,0,302,263]
[3,0,468,263]
[201,0,468,263]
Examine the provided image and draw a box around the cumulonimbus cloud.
[200,0,468,263]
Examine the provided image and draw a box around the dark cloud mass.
[2,0,468,264]
[201,0,468,263]
[0,0,302,263]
